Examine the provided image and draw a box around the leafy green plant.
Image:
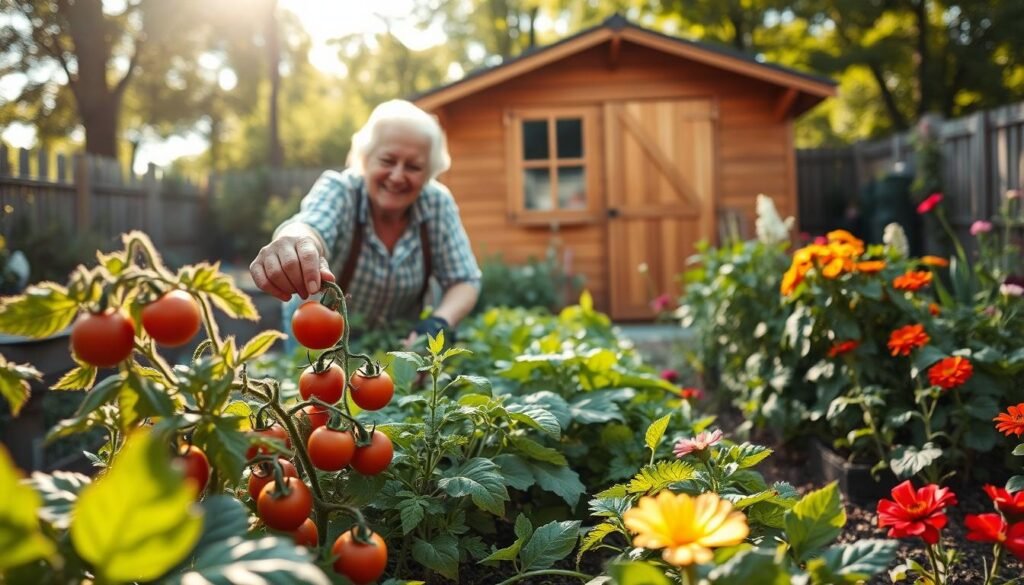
[476,250,583,314]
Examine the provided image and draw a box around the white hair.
[347,100,451,180]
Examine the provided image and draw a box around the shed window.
[508,108,597,223]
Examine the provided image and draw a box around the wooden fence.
[796,102,1024,248]
[0,146,207,265]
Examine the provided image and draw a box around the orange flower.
[821,257,851,279]
[921,256,950,268]
[781,265,805,296]
[927,357,973,390]
[856,260,886,274]
[827,340,859,358]
[928,303,941,316]
[893,271,933,292]
[888,324,930,356]
[994,403,1024,437]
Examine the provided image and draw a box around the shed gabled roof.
[414,14,836,114]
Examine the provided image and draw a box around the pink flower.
[650,293,674,313]
[1007,189,1021,201]
[813,236,828,245]
[674,429,723,458]
[1002,283,1024,297]
[917,193,943,214]
[660,369,680,384]
[970,220,993,236]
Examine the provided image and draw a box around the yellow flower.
[622,491,749,566]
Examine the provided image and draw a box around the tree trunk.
[66,0,119,158]
[913,0,930,118]
[868,61,909,131]
[729,12,748,53]
[266,0,284,169]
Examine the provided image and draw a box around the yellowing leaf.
[0,282,78,338]
[0,446,55,570]
[178,262,258,321]
[70,429,203,582]
[238,330,286,363]
[0,355,41,416]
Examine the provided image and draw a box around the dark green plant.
[476,251,583,313]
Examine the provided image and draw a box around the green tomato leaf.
[608,561,672,585]
[75,373,128,417]
[192,415,249,483]
[568,391,623,424]
[506,404,561,438]
[528,461,586,508]
[237,330,286,363]
[783,481,846,562]
[163,535,329,585]
[519,520,580,571]
[480,515,530,565]
[889,443,942,479]
[438,457,509,516]
[644,414,672,453]
[808,539,899,582]
[190,496,251,555]
[1007,475,1024,493]
[398,497,429,535]
[412,534,460,581]
[0,354,40,416]
[509,436,568,465]
[443,374,492,395]
[51,363,97,391]
[707,548,791,584]
[493,454,536,491]
[510,391,572,429]
[0,447,56,570]
[27,470,91,530]
[0,282,78,338]
[70,429,203,582]
[178,262,258,320]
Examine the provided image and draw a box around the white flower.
[1001,283,1024,297]
[754,194,794,245]
[883,223,909,257]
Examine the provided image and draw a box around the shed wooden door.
[603,99,716,320]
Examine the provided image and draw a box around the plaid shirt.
[281,169,481,324]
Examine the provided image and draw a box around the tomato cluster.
[350,369,394,411]
[257,476,313,531]
[307,427,393,475]
[332,530,388,585]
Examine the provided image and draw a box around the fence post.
[74,154,91,231]
[144,163,163,247]
[0,144,8,176]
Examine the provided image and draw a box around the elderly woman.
[250,100,481,344]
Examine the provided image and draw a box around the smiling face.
[364,122,432,218]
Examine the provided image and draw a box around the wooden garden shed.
[414,15,836,320]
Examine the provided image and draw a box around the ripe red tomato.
[299,363,345,404]
[246,425,291,459]
[332,530,388,584]
[247,458,298,501]
[141,290,202,347]
[350,369,394,411]
[290,517,318,548]
[257,476,313,531]
[299,406,329,431]
[70,309,136,367]
[351,431,393,476]
[291,301,344,350]
[178,445,210,493]
[307,427,355,471]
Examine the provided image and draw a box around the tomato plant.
[177,445,210,493]
[331,529,388,585]
[141,289,202,347]
[350,368,394,411]
[290,517,319,548]
[291,300,344,349]
[258,476,313,531]
[246,424,291,459]
[307,427,355,471]
[247,458,298,501]
[299,362,345,404]
[70,308,135,367]
[299,405,329,430]
[351,430,393,476]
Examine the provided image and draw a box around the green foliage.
[0,446,55,571]
[476,252,583,313]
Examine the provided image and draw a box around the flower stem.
[986,543,1002,585]
[925,543,945,585]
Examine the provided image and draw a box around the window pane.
[522,120,549,160]
[556,118,583,159]
[557,166,586,209]
[524,168,552,210]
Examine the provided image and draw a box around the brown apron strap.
[338,194,363,293]
[418,222,432,302]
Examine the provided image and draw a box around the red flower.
[965,513,1006,543]
[995,403,1024,437]
[983,485,1024,521]
[678,387,704,400]
[660,369,680,384]
[917,192,944,214]
[1008,522,1024,561]
[928,303,941,316]
[876,480,957,544]
[893,270,933,292]
[888,324,930,357]
[827,340,859,358]
[927,356,973,390]
[966,512,1007,545]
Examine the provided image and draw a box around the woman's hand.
[250,227,334,301]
